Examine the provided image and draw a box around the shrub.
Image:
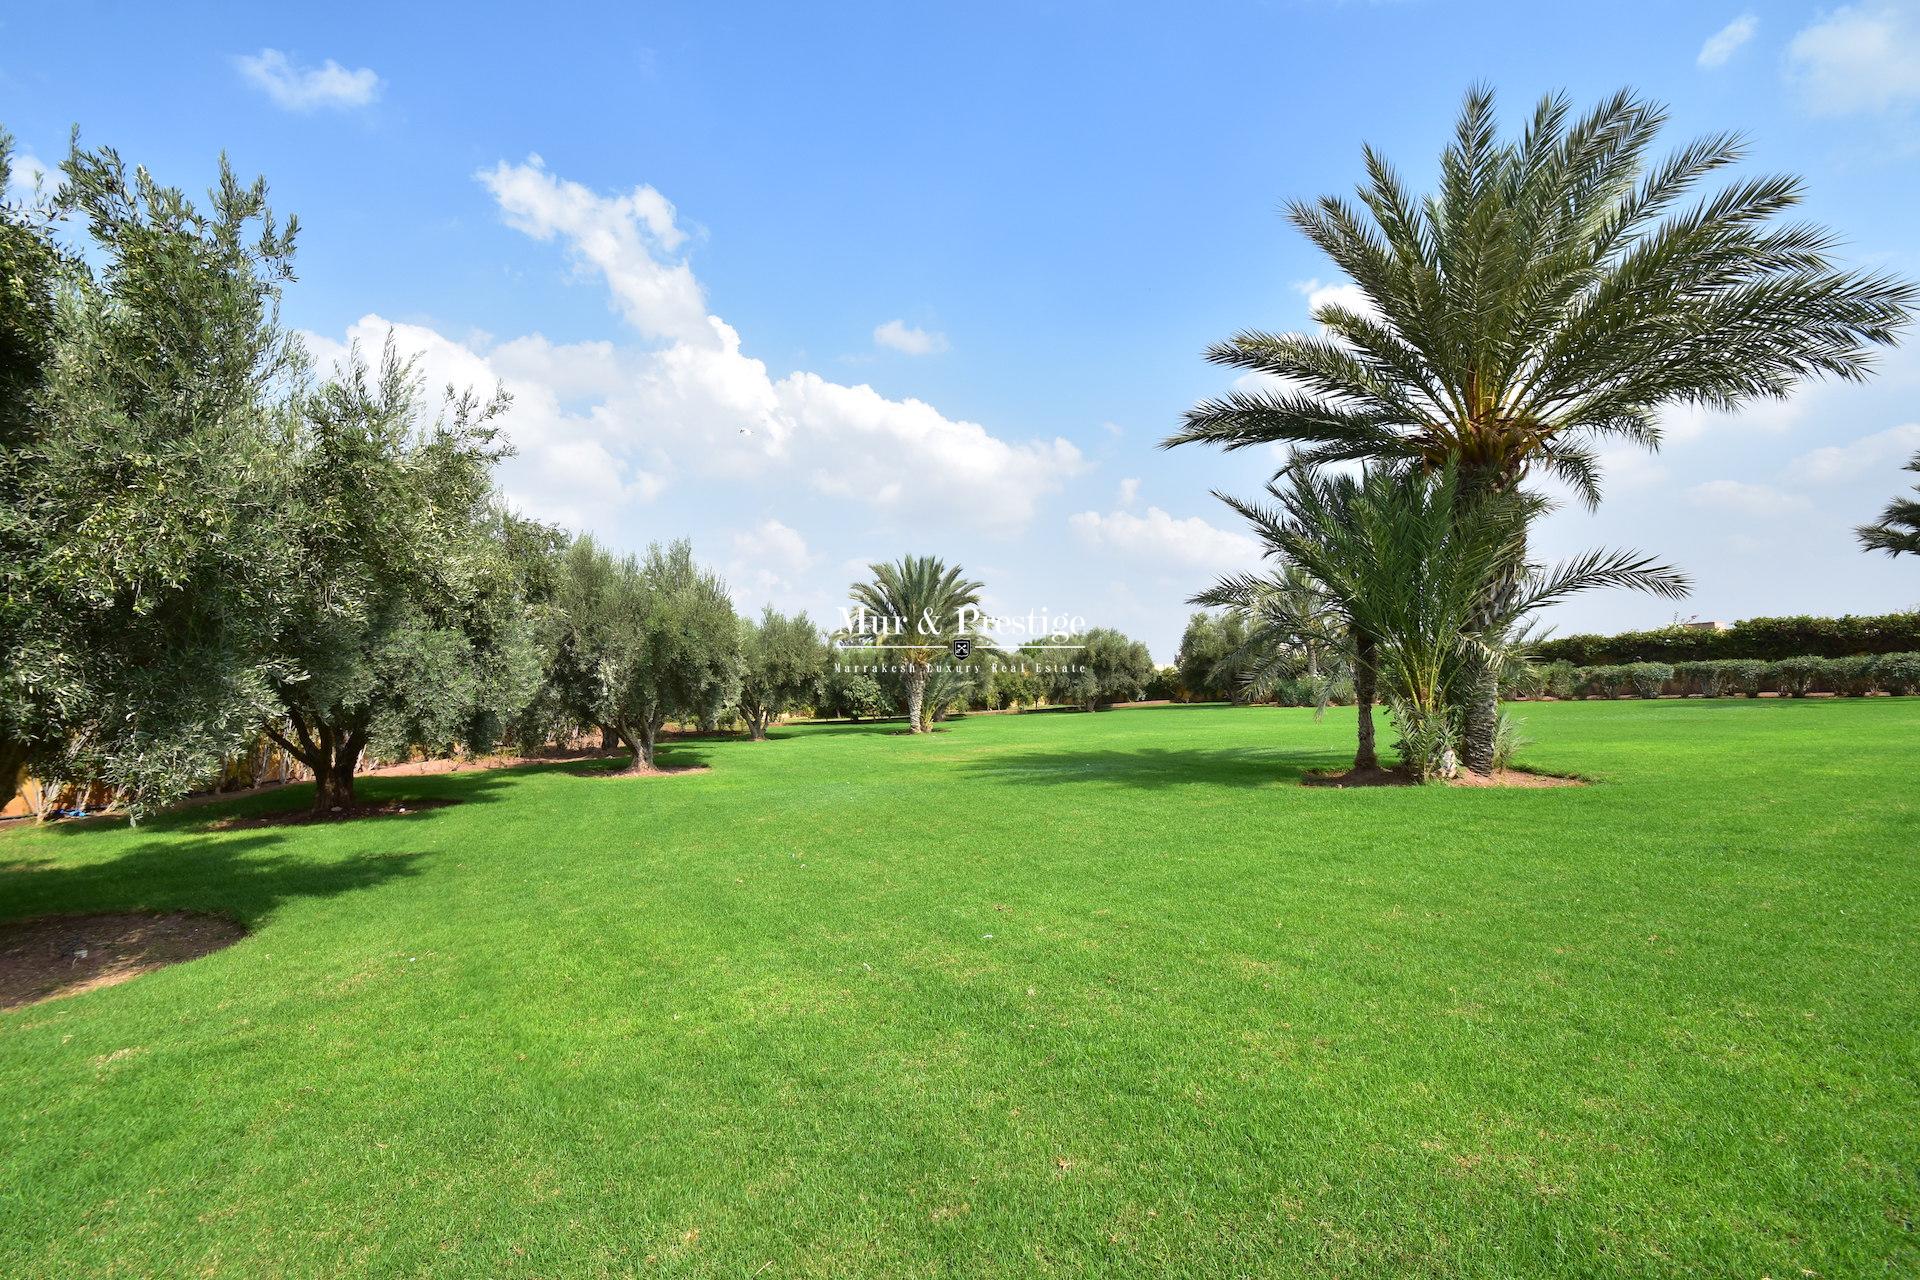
[1724,659,1769,697]
[1576,665,1631,699]
[1491,711,1531,769]
[1626,662,1673,699]
[1879,652,1920,696]
[1500,662,1546,699]
[1536,611,1920,665]
[1826,654,1878,697]
[1769,656,1824,697]
[1674,660,1722,697]
[1271,673,1353,708]
[1543,660,1577,700]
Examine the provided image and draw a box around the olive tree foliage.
[0,134,67,804]
[737,608,826,740]
[817,642,890,721]
[2,135,302,814]
[552,537,741,772]
[263,343,547,812]
[1052,629,1155,710]
[1173,612,1249,702]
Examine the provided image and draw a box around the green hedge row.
[1534,612,1920,665]
[1507,653,1920,700]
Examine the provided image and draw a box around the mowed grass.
[1,701,1916,1278]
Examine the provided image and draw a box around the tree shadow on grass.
[952,745,1347,790]
[172,768,521,835]
[555,743,717,776]
[0,832,431,930]
[784,719,916,738]
[21,767,522,843]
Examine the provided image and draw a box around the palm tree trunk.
[1353,633,1378,771]
[1460,663,1501,775]
[905,668,928,733]
[1460,471,1523,777]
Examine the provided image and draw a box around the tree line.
[0,132,1171,817]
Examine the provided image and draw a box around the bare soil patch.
[0,911,246,1011]
[211,797,459,830]
[586,764,712,779]
[1305,765,1584,789]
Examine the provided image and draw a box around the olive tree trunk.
[267,713,367,813]
[612,716,667,773]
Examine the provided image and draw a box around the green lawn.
[2,701,1916,1277]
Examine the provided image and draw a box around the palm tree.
[1858,450,1920,558]
[847,556,983,733]
[1166,86,1916,773]
[1208,463,1687,781]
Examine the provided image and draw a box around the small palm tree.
[1210,463,1687,780]
[1858,450,1920,558]
[1167,86,1916,773]
[848,556,983,733]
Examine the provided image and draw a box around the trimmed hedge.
[1536,612,1920,665]
[1544,652,1920,699]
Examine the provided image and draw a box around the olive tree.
[737,608,826,740]
[1053,629,1155,711]
[263,344,545,812]
[4,137,301,814]
[553,537,741,772]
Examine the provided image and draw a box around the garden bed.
[0,911,246,1010]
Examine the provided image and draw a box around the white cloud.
[1660,393,1805,443]
[1294,277,1378,325]
[873,319,949,355]
[477,157,710,345]
[1786,4,1920,115]
[1685,479,1813,515]
[730,518,813,571]
[308,159,1084,538]
[235,49,381,112]
[1698,13,1758,68]
[722,518,819,610]
[1068,506,1263,571]
[1117,477,1140,506]
[4,150,56,204]
[1787,422,1920,483]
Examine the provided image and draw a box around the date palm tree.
[1207,462,1688,781]
[1166,85,1916,773]
[848,556,983,733]
[1858,450,1920,558]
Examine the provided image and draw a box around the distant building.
[1680,619,1733,632]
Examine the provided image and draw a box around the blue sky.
[6,1,1919,660]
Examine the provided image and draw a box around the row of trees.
[823,625,1158,725]
[2,133,1172,815]
[1164,87,1916,780]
